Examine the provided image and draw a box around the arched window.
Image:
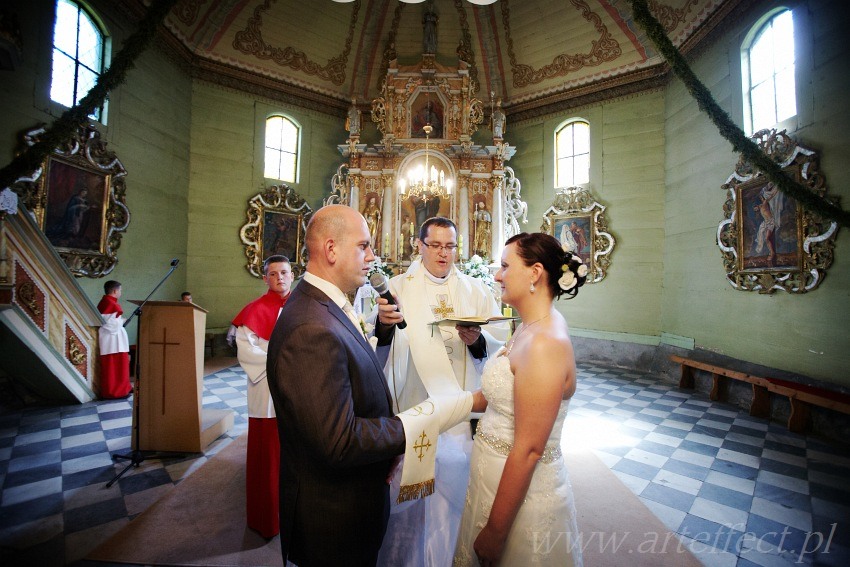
[743,9,796,134]
[555,120,590,189]
[51,0,106,122]
[265,115,300,183]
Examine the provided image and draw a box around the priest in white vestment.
[374,217,508,566]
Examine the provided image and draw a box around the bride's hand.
[473,524,505,566]
[471,389,488,413]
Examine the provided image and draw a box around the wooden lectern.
[130,300,233,452]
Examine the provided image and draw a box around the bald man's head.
[305,205,375,293]
[306,205,353,255]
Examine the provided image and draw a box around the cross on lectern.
[149,327,181,414]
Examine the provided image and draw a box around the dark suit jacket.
[267,280,406,567]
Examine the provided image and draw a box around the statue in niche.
[423,8,437,54]
[401,213,415,261]
[473,200,492,258]
[346,98,361,137]
[492,98,506,139]
[363,195,381,246]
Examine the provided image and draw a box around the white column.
[381,181,393,258]
[458,178,469,260]
[491,178,505,262]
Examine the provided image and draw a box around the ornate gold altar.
[330,51,521,264]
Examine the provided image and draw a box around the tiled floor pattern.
[0,362,848,566]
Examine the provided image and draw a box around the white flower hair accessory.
[558,270,577,291]
[577,263,589,278]
[558,247,587,291]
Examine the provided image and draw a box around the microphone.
[369,272,406,329]
[170,258,179,267]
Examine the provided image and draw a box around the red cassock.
[96,295,132,399]
[232,291,288,538]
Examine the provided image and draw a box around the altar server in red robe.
[232,254,293,538]
[96,280,132,399]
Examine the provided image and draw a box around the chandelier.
[399,124,452,201]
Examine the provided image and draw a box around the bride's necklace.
[504,313,550,356]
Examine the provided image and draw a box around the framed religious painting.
[240,184,312,278]
[717,129,838,293]
[410,90,445,139]
[10,123,130,277]
[42,157,110,253]
[541,186,615,283]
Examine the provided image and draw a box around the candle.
[458,234,463,258]
[383,232,389,256]
[503,306,514,338]
[399,232,403,258]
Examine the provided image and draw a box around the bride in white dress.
[454,232,588,567]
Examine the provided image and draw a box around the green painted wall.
[0,0,192,344]
[661,0,850,385]
[185,84,346,329]
[509,92,667,339]
[3,0,847,388]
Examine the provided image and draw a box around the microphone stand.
[107,260,182,488]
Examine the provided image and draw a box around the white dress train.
[454,353,583,566]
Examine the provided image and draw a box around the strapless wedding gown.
[454,353,583,566]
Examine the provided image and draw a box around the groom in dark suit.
[267,205,406,566]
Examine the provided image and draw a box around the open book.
[431,315,518,327]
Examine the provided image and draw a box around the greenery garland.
[629,0,849,228]
[0,0,179,190]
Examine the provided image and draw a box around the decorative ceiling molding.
[193,58,349,117]
[648,0,700,33]
[502,0,621,88]
[110,0,748,117]
[509,66,667,124]
[232,0,360,86]
[174,0,207,26]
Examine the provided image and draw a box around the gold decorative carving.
[17,280,41,318]
[717,129,838,294]
[541,186,615,283]
[13,262,45,330]
[232,0,359,86]
[11,123,130,278]
[502,0,621,88]
[240,184,312,278]
[68,334,86,366]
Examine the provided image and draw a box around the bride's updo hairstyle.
[505,232,588,299]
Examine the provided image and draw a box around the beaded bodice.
[478,350,569,449]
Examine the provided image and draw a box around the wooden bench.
[670,355,850,433]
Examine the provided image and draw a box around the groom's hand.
[386,455,402,484]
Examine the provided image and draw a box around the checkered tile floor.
[1,362,848,566]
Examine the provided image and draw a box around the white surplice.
[378,259,508,567]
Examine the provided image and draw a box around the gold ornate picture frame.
[239,184,312,278]
[717,129,838,293]
[11,123,130,278]
[541,186,615,283]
